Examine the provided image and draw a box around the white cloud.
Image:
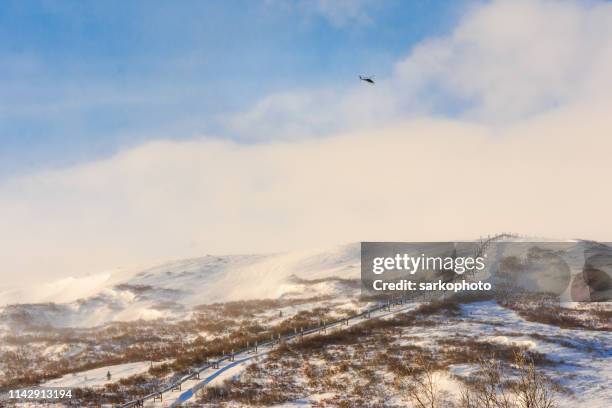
[395,0,612,121]
[2,110,612,286]
[306,0,375,27]
[220,84,399,140]
[1,0,612,287]
[266,0,376,28]
[229,0,612,139]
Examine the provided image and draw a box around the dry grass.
[459,352,559,408]
[500,295,611,331]
[438,336,555,367]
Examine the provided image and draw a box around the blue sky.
[0,0,470,179]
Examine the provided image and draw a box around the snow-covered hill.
[1,238,610,407]
[0,243,361,329]
[1,238,610,330]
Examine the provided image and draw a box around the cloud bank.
[1,0,612,287]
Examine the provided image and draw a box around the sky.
[1,0,612,293]
[0,0,467,178]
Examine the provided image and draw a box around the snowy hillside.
[0,243,361,329]
[0,238,610,407]
[1,238,610,331]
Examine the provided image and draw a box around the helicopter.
[359,75,375,84]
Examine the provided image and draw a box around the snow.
[143,302,420,407]
[1,238,610,406]
[260,299,610,408]
[2,239,609,330]
[452,302,611,408]
[0,243,361,329]
[272,393,336,407]
[42,343,86,360]
[482,335,537,349]
[42,361,153,389]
